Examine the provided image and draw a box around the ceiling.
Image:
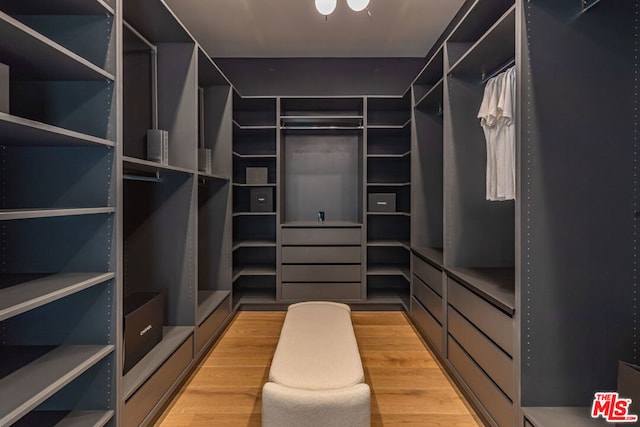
[164,0,467,58]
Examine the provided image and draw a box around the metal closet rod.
[481,58,516,84]
[123,171,161,183]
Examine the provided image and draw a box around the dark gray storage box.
[368,193,396,212]
[123,292,164,374]
[246,167,268,184]
[250,187,273,212]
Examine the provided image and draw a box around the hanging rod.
[123,171,160,183]
[481,58,516,84]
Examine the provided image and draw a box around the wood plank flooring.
[155,311,482,427]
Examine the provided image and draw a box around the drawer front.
[282,265,361,282]
[282,227,361,245]
[410,296,442,354]
[448,277,513,355]
[195,298,231,354]
[448,336,513,427]
[124,335,194,427]
[413,275,443,324]
[281,283,362,301]
[282,246,361,264]
[448,306,513,398]
[413,255,442,295]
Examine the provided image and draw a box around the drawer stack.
[280,226,363,301]
[410,254,444,354]
[447,277,514,427]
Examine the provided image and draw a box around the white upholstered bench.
[262,301,371,427]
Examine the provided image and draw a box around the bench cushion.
[269,301,365,390]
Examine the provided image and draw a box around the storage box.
[368,193,396,212]
[250,187,273,212]
[0,62,8,114]
[123,292,164,374]
[146,129,169,164]
[198,148,212,173]
[246,167,268,184]
[618,361,640,424]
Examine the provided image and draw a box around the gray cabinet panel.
[282,246,361,264]
[281,283,362,301]
[410,296,442,354]
[413,275,443,324]
[413,255,442,295]
[281,227,361,245]
[195,299,230,355]
[282,265,361,282]
[448,277,513,355]
[124,335,193,427]
[448,306,513,399]
[448,337,513,427]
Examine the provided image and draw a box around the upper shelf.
[447,0,514,45]
[197,47,230,87]
[0,0,114,15]
[0,11,114,81]
[0,207,115,221]
[0,113,115,147]
[448,6,515,80]
[415,78,444,113]
[280,115,364,129]
[413,47,444,87]
[0,272,115,322]
[123,156,194,177]
[124,0,193,43]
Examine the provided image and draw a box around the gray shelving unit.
[0,1,118,425]
[409,0,638,426]
[121,0,234,424]
[232,94,278,309]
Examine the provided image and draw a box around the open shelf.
[232,152,276,159]
[233,240,276,251]
[413,47,444,88]
[232,120,276,131]
[415,78,444,113]
[522,407,605,427]
[0,345,114,427]
[197,290,230,325]
[0,272,114,322]
[448,6,515,81]
[233,183,277,187]
[0,207,115,221]
[232,212,276,217]
[0,113,115,148]
[367,211,410,217]
[232,266,276,282]
[0,11,114,81]
[367,152,411,159]
[445,267,515,315]
[367,182,411,187]
[13,410,114,427]
[124,0,193,43]
[198,172,230,182]
[367,240,410,250]
[281,115,364,129]
[123,156,194,176]
[367,265,410,281]
[123,326,193,400]
[0,0,114,15]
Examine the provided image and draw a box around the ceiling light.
[315,0,337,15]
[346,0,369,12]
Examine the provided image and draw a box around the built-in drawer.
[413,275,443,324]
[282,265,361,282]
[448,336,513,427]
[282,227,361,245]
[410,296,442,354]
[195,298,231,354]
[124,335,194,427]
[282,246,361,264]
[413,255,442,295]
[448,277,513,355]
[448,306,513,398]
[281,283,362,300]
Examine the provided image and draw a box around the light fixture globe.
[315,0,337,15]
[346,0,369,12]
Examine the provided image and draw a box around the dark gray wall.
[215,57,425,97]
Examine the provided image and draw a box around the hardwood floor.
[155,311,482,427]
